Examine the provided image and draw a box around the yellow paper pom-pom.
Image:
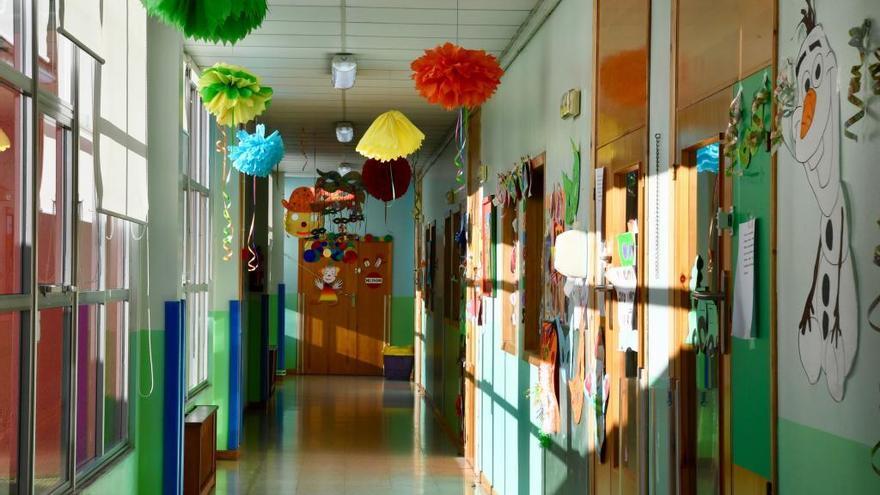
[356,110,425,162]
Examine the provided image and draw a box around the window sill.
[72,444,134,493]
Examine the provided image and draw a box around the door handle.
[39,284,64,296]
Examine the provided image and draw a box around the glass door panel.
[0,311,22,495]
[0,84,25,295]
[37,115,69,287]
[34,307,70,494]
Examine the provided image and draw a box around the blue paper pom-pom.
[228,124,285,177]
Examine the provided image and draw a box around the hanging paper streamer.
[199,63,273,128]
[246,177,258,272]
[410,42,504,110]
[562,139,581,225]
[142,0,268,44]
[362,157,412,202]
[453,108,468,184]
[844,19,880,141]
[228,124,284,177]
[215,127,234,261]
[356,110,425,162]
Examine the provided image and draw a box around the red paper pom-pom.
[411,43,504,110]
[362,157,412,202]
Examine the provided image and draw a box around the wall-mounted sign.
[365,272,383,288]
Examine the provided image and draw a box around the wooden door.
[596,159,646,495]
[299,239,358,375]
[355,240,393,375]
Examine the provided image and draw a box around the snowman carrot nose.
[800,88,816,139]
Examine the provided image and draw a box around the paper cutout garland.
[356,110,425,162]
[199,63,273,128]
[142,0,267,44]
[844,19,880,141]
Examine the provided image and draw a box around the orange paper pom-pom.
[411,43,504,110]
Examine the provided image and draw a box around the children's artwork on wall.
[781,1,858,402]
[562,139,581,225]
[282,187,324,238]
[481,197,496,296]
[617,232,637,268]
[528,321,561,447]
[315,265,343,304]
[546,187,567,322]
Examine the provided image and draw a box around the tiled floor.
[215,375,483,494]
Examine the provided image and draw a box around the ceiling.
[183,0,543,174]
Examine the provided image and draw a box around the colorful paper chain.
[454,108,469,184]
[216,127,234,261]
[844,19,880,141]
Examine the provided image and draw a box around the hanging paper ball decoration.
[303,250,318,263]
[142,0,268,45]
[199,63,273,127]
[362,157,412,202]
[356,110,425,162]
[228,124,285,177]
[411,43,504,110]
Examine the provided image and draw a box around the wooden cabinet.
[184,405,217,495]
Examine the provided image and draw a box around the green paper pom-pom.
[141,0,268,45]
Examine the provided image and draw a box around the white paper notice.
[595,168,605,235]
[605,266,638,352]
[732,218,756,339]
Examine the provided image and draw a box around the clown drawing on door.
[316,265,343,304]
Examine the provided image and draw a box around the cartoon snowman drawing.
[782,0,858,401]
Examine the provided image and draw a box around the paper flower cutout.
[228,124,284,177]
[411,43,504,110]
[142,0,267,44]
[356,110,425,162]
[199,63,273,127]
[0,128,10,152]
[362,157,412,202]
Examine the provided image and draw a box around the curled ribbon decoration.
[844,19,880,141]
[247,176,258,272]
[215,126,234,261]
[454,108,469,184]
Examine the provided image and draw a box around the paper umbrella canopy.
[199,63,273,127]
[411,42,504,110]
[362,157,412,202]
[142,0,268,44]
[228,124,285,177]
[355,110,425,162]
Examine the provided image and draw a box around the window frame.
[182,66,212,396]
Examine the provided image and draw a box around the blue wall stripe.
[260,293,270,402]
[277,283,286,373]
[228,300,242,451]
[163,300,185,495]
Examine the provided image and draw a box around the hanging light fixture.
[331,53,357,89]
[335,121,355,143]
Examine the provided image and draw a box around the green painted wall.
[135,330,165,494]
[391,296,415,347]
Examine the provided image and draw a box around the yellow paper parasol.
[356,110,425,162]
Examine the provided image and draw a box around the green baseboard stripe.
[779,419,880,493]
[135,329,165,495]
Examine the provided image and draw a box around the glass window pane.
[75,304,99,469]
[37,115,67,286]
[0,0,25,73]
[37,0,73,103]
[103,301,127,451]
[105,217,126,290]
[0,84,24,294]
[0,311,21,493]
[35,307,70,494]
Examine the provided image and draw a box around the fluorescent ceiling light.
[335,121,354,143]
[331,54,357,89]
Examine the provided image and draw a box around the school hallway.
[214,376,480,495]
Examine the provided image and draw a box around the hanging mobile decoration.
[228,124,285,177]
[356,110,425,162]
[282,187,324,238]
[362,157,412,202]
[142,0,268,44]
[199,63,274,128]
[844,19,880,141]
